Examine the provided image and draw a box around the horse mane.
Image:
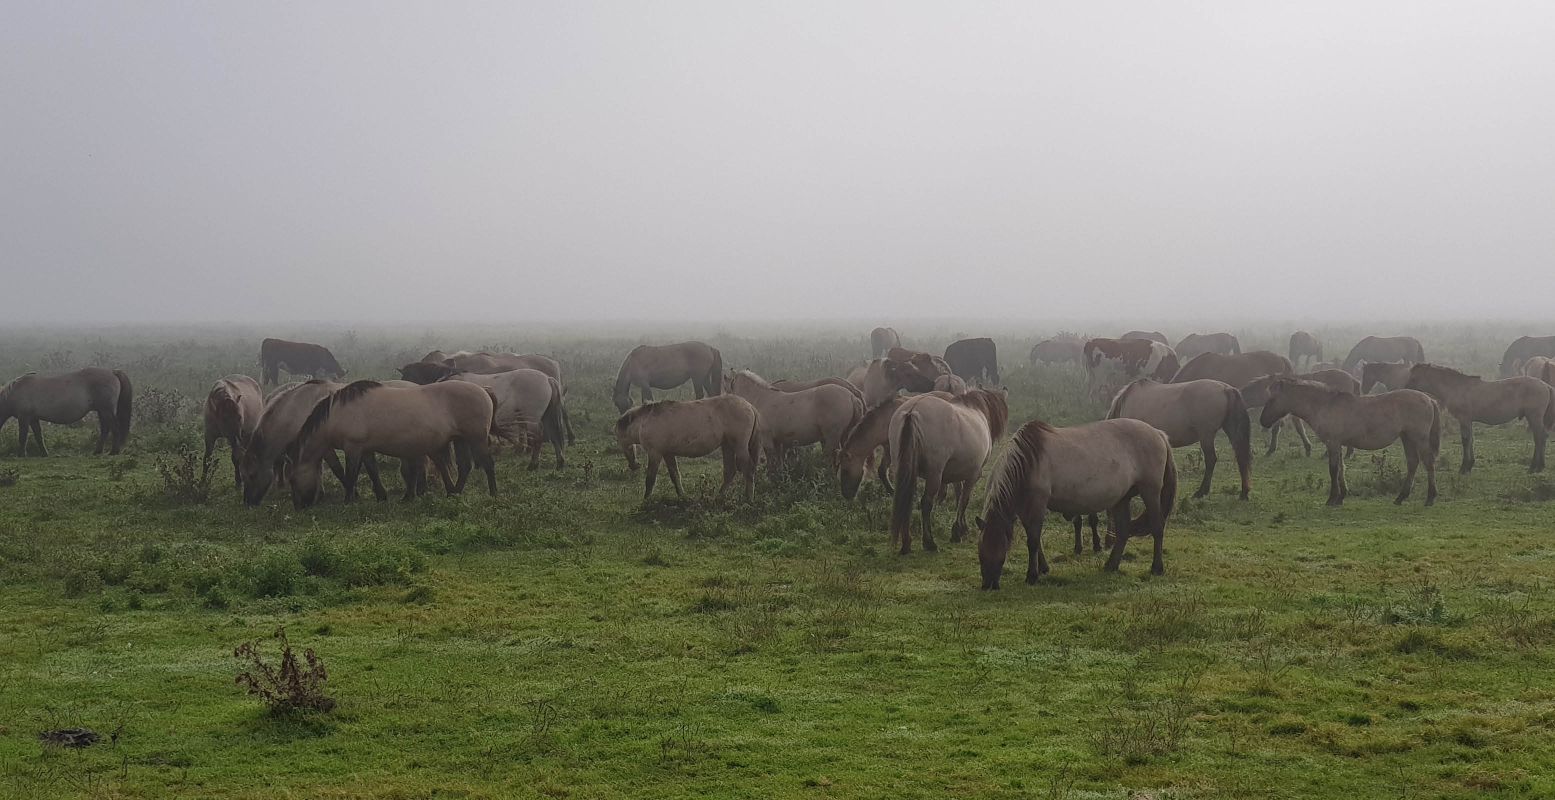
[615,400,680,431]
[1106,378,1152,419]
[983,419,1056,527]
[1411,362,1479,381]
[731,369,770,389]
[294,380,382,450]
[951,389,1009,440]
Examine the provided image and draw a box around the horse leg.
[452,440,473,494]
[342,452,364,502]
[1530,415,1547,473]
[431,449,457,495]
[1091,513,1102,552]
[875,447,893,492]
[17,417,30,456]
[1103,501,1131,572]
[1142,483,1166,576]
[1396,437,1419,505]
[640,386,654,405]
[228,434,243,488]
[362,454,389,501]
[718,446,736,498]
[528,427,542,471]
[1024,506,1050,584]
[1458,416,1475,473]
[1194,435,1216,498]
[1265,418,1281,456]
[950,481,972,542]
[97,411,114,455]
[1424,440,1439,506]
[1326,447,1344,506]
[692,379,706,400]
[399,458,420,501]
[665,455,686,499]
[918,471,941,553]
[469,440,498,496]
[644,454,661,500]
[1294,417,1314,457]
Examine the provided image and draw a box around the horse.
[855,357,939,408]
[443,351,562,381]
[1258,378,1439,506]
[1121,331,1169,346]
[1341,336,1425,373]
[1288,331,1323,368]
[1107,378,1251,500]
[944,337,999,385]
[1517,356,1555,380]
[260,338,344,386]
[1175,332,1241,361]
[975,418,1175,589]
[1170,350,1292,386]
[612,342,723,413]
[1360,361,1414,394]
[886,347,953,384]
[1500,336,1555,377]
[1241,369,1360,456]
[0,368,133,456]
[202,374,263,486]
[289,380,521,508]
[888,389,1008,554]
[396,362,567,470]
[838,396,910,499]
[614,396,760,501]
[1083,338,1180,398]
[1406,363,1555,473]
[933,374,969,394]
[238,379,421,505]
[1029,337,1086,366]
[771,376,865,404]
[725,370,863,471]
[870,327,901,358]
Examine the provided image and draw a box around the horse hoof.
[1025,574,1039,585]
[1238,492,1250,501]
[1192,489,1209,499]
[1152,566,1165,576]
[923,540,938,553]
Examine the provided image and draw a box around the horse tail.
[708,347,724,397]
[113,370,134,448]
[1428,399,1443,459]
[890,412,919,547]
[746,408,762,470]
[1160,450,1178,520]
[1223,387,1252,497]
[541,377,566,450]
[1544,385,1555,431]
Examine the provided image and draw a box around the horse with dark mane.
[1108,378,1251,499]
[397,362,568,470]
[260,338,345,386]
[612,342,723,413]
[976,418,1175,589]
[0,367,133,456]
[888,388,1008,554]
[203,374,263,486]
[1341,336,1424,373]
[1406,363,1555,473]
[614,396,759,501]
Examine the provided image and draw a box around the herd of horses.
[5,328,1555,589]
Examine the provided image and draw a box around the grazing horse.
[1175,332,1241,361]
[1289,331,1323,368]
[1170,350,1292,386]
[1518,356,1555,380]
[870,327,902,358]
[396,362,567,470]
[888,389,1008,554]
[1241,369,1360,456]
[1342,336,1425,373]
[289,381,520,508]
[1360,361,1414,394]
[1406,363,1555,473]
[838,396,910,499]
[771,376,865,403]
[438,351,572,442]
[612,342,723,413]
[1259,379,1439,506]
[1083,338,1179,397]
[203,374,264,486]
[1107,378,1252,500]
[976,418,1175,589]
[1121,331,1169,346]
[614,396,760,501]
[725,370,863,470]
[856,356,940,408]
[0,368,133,456]
[943,337,999,385]
[1500,336,1555,377]
[1029,337,1086,366]
[260,338,345,386]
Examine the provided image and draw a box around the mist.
[4,1,1553,326]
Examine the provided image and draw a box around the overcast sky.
[3,2,1552,325]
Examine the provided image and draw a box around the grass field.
[2,322,1554,799]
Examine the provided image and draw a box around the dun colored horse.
[1288,331,1323,367]
[289,381,521,508]
[771,376,865,403]
[944,337,999,385]
[1406,363,1555,473]
[612,342,723,413]
[1517,356,1554,379]
[0,367,133,456]
[1170,350,1291,386]
[614,396,760,501]
[1259,379,1439,506]
[1121,331,1169,345]
[1360,362,1414,393]
[837,396,908,499]
[889,389,1008,554]
[203,374,263,486]
[397,362,567,470]
[260,338,345,385]
[1342,336,1424,372]
[1500,336,1555,377]
[976,418,1175,589]
[1241,369,1359,456]
[1107,378,1251,499]
[870,327,902,358]
[725,370,863,470]
[1175,332,1241,361]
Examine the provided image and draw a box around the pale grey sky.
[3,2,1552,324]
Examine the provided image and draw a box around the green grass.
[2,324,1555,799]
